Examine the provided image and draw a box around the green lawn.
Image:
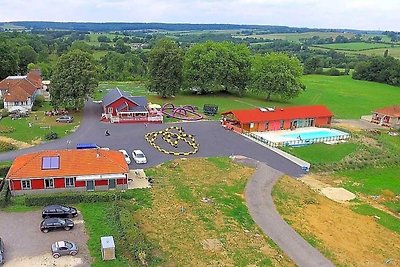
[314,42,393,51]
[351,204,400,234]
[240,32,356,42]
[1,103,82,143]
[282,143,358,164]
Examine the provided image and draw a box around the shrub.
[0,141,17,152]
[0,162,12,178]
[0,99,3,109]
[1,109,9,118]
[34,95,45,107]
[0,125,15,134]
[45,132,58,140]
[0,180,11,208]
[24,190,138,206]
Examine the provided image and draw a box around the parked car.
[42,205,78,219]
[56,116,73,123]
[51,241,78,258]
[0,238,4,265]
[40,218,74,233]
[118,149,131,164]
[132,149,147,164]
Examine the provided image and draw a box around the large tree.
[251,53,305,100]
[184,41,251,95]
[0,42,19,79]
[51,50,98,109]
[18,45,38,73]
[148,38,183,98]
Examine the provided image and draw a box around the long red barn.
[222,105,333,132]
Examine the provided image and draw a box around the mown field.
[235,31,356,42]
[96,74,400,119]
[313,42,393,51]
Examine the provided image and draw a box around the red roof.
[223,105,333,123]
[3,84,31,102]
[374,105,400,117]
[7,149,128,180]
[0,70,42,102]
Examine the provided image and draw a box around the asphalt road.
[244,160,335,267]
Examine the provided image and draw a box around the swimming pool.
[282,129,349,141]
[250,127,350,147]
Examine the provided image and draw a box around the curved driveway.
[243,160,335,267]
[0,100,334,266]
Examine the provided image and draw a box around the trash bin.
[101,236,115,260]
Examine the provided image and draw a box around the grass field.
[135,158,293,266]
[313,42,393,51]
[236,32,356,42]
[95,75,400,119]
[282,143,358,164]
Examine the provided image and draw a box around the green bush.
[34,95,45,107]
[0,162,11,178]
[45,132,58,140]
[0,125,15,133]
[0,141,17,152]
[0,180,11,208]
[1,109,9,118]
[0,100,3,109]
[24,190,138,206]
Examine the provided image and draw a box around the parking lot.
[0,210,90,267]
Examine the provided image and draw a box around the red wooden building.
[6,149,129,196]
[101,88,163,123]
[221,105,333,133]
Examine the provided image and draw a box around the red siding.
[315,116,331,126]
[12,180,21,191]
[106,97,138,116]
[75,181,85,187]
[117,178,127,185]
[95,180,108,186]
[32,179,44,189]
[54,178,65,188]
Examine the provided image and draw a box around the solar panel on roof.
[42,156,60,170]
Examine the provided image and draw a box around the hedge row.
[0,180,11,208]
[24,190,138,206]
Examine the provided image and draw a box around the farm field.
[234,31,356,42]
[96,74,400,119]
[313,42,393,51]
[272,176,400,266]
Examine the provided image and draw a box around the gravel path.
[243,160,335,267]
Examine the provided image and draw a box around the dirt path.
[243,159,335,267]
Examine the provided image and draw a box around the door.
[86,180,94,191]
[109,179,116,189]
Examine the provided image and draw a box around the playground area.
[250,127,350,147]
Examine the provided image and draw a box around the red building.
[101,88,163,123]
[222,105,333,133]
[6,149,129,196]
[371,105,400,128]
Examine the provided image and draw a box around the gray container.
[101,236,115,260]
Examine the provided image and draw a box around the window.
[250,123,254,128]
[65,177,75,188]
[107,107,113,113]
[280,120,284,129]
[21,180,31,190]
[265,122,269,130]
[45,178,54,189]
[42,156,60,170]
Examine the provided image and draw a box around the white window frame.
[65,177,75,188]
[21,179,31,190]
[44,178,54,189]
[107,107,113,114]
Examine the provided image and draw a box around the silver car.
[51,241,78,258]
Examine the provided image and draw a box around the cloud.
[0,0,399,31]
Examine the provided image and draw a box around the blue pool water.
[282,129,349,141]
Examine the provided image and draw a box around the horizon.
[0,0,399,32]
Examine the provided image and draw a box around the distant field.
[236,31,356,42]
[313,42,393,51]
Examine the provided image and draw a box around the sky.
[1,0,400,31]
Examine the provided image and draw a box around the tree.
[304,56,323,74]
[251,53,305,100]
[18,45,38,73]
[148,38,183,98]
[51,50,98,109]
[97,35,111,43]
[184,41,251,95]
[353,56,400,86]
[114,39,131,54]
[0,42,19,79]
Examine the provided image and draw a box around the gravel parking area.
[0,210,90,267]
